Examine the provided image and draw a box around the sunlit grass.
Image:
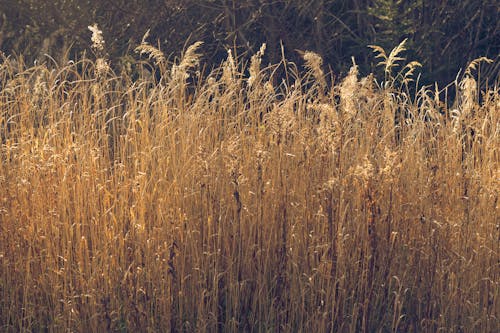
[0,39,498,332]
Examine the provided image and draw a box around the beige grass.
[0,40,498,332]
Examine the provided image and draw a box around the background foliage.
[0,1,498,86]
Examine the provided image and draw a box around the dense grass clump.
[0,37,498,332]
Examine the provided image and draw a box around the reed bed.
[0,37,498,332]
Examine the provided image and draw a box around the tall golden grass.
[0,34,498,332]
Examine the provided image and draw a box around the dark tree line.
[0,0,498,85]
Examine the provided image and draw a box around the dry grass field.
[0,32,498,332]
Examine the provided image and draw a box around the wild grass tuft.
[0,34,498,333]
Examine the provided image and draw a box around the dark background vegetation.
[0,0,498,85]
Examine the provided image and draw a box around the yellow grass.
[0,43,498,332]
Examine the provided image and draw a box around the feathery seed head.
[302,51,326,92]
[340,65,359,119]
[95,58,110,77]
[88,24,105,53]
[249,43,266,87]
[351,156,374,189]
